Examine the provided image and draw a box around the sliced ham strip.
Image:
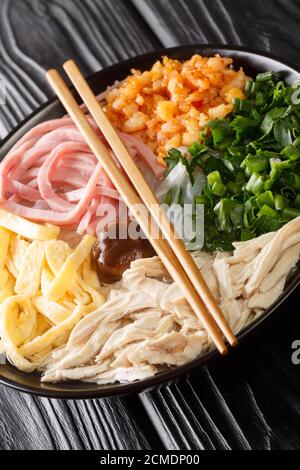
[37,142,90,212]
[3,162,103,225]
[120,132,165,180]
[77,197,100,235]
[8,180,41,202]
[0,114,163,234]
[0,139,37,201]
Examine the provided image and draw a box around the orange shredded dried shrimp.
[104,55,247,163]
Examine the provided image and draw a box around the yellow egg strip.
[47,235,96,301]
[34,296,72,325]
[0,212,105,374]
[0,266,9,291]
[35,313,52,335]
[0,209,60,241]
[75,276,105,308]
[0,227,10,262]
[82,257,101,291]
[9,235,30,273]
[0,295,37,372]
[19,305,88,357]
[0,295,37,346]
[45,240,90,304]
[5,258,18,279]
[15,241,47,297]
[45,240,72,272]
[41,266,55,295]
[0,276,15,305]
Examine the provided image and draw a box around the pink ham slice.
[0,115,163,235]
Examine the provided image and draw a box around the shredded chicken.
[84,365,157,385]
[41,217,300,385]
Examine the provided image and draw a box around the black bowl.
[1,45,300,399]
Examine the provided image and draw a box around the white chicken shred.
[40,217,300,384]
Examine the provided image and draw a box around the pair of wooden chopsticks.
[46,60,237,355]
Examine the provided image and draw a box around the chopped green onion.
[163,70,300,252]
[261,107,287,136]
[164,189,173,206]
[258,204,277,218]
[214,199,230,232]
[245,80,254,97]
[294,194,300,209]
[207,171,227,196]
[231,116,259,134]
[257,149,280,159]
[208,119,233,150]
[255,92,266,107]
[282,207,300,220]
[282,173,300,191]
[245,154,268,174]
[252,108,262,121]
[233,98,252,116]
[281,144,300,161]
[211,182,227,197]
[294,137,300,148]
[195,195,209,205]
[294,175,300,192]
[273,81,286,101]
[256,71,279,82]
[256,191,275,209]
[227,181,240,195]
[264,159,290,190]
[188,142,207,157]
[281,187,297,200]
[230,203,244,228]
[275,194,287,211]
[241,230,255,241]
[246,173,265,195]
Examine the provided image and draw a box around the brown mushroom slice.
[92,222,156,284]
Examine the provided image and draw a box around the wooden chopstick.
[46,67,228,355]
[62,60,238,348]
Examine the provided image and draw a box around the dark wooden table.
[1,0,300,451]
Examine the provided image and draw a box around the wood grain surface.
[0,0,300,450]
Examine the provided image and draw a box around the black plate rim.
[0,44,300,399]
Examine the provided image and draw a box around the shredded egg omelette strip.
[15,241,47,297]
[46,240,91,305]
[19,305,88,357]
[0,276,14,304]
[0,209,60,241]
[0,295,37,347]
[33,296,73,325]
[10,236,30,273]
[0,227,12,289]
[0,212,105,372]
[47,235,96,301]
[0,295,37,372]
[0,227,10,262]
[82,258,101,291]
[0,267,9,291]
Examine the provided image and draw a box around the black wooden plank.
[0,385,160,450]
[0,0,162,451]
[9,0,161,70]
[140,382,228,450]
[132,0,300,64]
[0,386,56,450]
[0,0,161,138]
[1,0,300,451]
